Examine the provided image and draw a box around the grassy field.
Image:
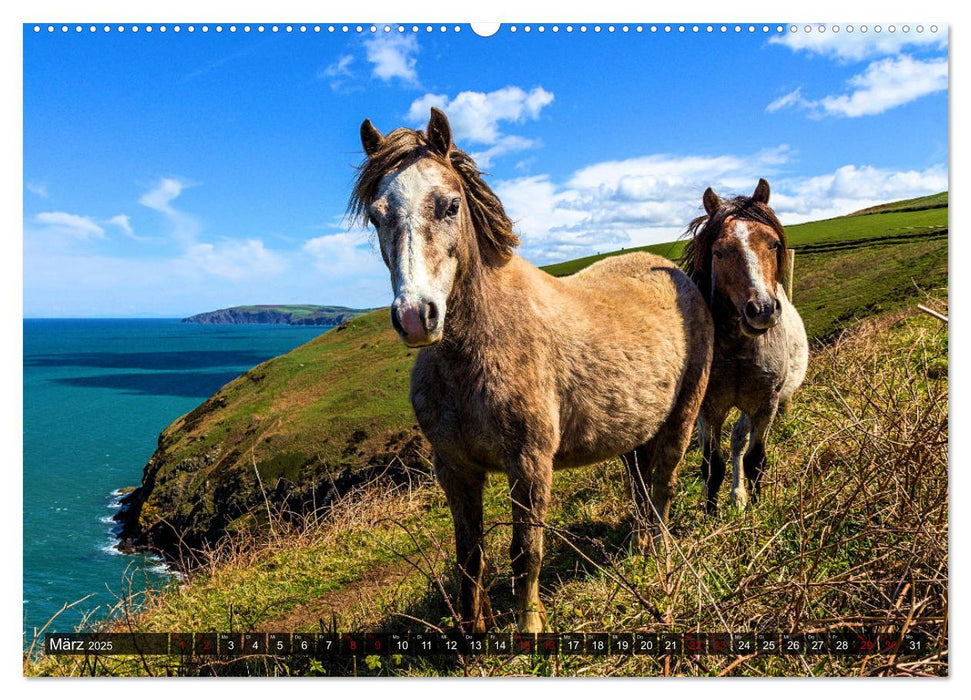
[849,191,947,216]
[26,193,949,676]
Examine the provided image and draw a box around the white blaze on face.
[377,162,451,304]
[732,220,770,300]
[374,161,459,348]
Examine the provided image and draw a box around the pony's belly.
[552,439,642,470]
[553,389,672,467]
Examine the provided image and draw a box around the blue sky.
[23,23,948,317]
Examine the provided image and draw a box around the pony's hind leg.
[698,408,728,514]
[627,345,711,549]
[436,457,492,633]
[742,404,779,504]
[625,419,691,550]
[507,454,553,633]
[730,413,752,508]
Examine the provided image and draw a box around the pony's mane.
[348,127,520,263]
[680,194,789,305]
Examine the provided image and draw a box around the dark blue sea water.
[23,319,326,644]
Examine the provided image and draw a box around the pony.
[350,108,714,633]
[681,179,808,512]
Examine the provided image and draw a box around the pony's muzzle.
[391,297,443,347]
[742,297,782,332]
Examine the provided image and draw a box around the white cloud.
[767,55,947,118]
[469,135,538,169]
[182,238,287,280]
[567,147,791,194]
[492,148,946,264]
[138,177,200,244]
[23,243,386,317]
[26,182,49,198]
[406,86,554,165]
[364,33,419,85]
[106,213,152,242]
[766,88,806,113]
[106,214,132,234]
[408,86,554,144]
[769,25,947,62]
[497,147,793,262]
[320,54,355,91]
[137,177,289,281]
[139,177,189,214]
[819,55,948,117]
[327,55,354,75]
[770,163,948,222]
[34,211,105,240]
[302,230,383,276]
[107,214,133,235]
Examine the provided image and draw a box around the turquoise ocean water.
[23,319,325,644]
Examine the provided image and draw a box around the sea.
[22,318,326,645]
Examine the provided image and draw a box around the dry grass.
[25,307,948,677]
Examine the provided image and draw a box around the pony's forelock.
[348,127,520,263]
[680,194,788,305]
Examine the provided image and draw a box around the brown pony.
[682,180,808,512]
[350,108,714,633]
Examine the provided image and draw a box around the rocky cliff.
[116,311,428,564]
[183,305,372,326]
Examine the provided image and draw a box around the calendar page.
[21,15,949,679]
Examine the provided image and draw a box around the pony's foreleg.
[698,411,727,514]
[436,458,492,633]
[507,455,552,634]
[622,444,656,550]
[741,404,779,504]
[730,414,752,508]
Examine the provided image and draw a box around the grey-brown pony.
[682,179,808,512]
[350,109,713,633]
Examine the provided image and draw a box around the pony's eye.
[368,214,380,229]
[769,240,782,250]
[712,250,724,259]
[446,197,460,217]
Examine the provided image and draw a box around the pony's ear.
[753,178,771,204]
[427,108,453,157]
[360,119,384,157]
[703,187,722,216]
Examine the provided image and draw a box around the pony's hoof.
[731,490,749,509]
[517,604,548,634]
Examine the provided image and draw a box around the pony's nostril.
[744,301,759,320]
[775,298,782,313]
[390,308,405,335]
[423,301,440,328]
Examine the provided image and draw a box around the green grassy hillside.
[117,311,424,560]
[848,191,947,216]
[29,308,948,677]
